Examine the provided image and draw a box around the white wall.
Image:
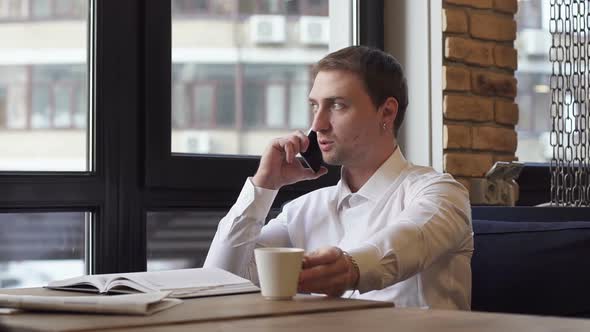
[383,0,443,171]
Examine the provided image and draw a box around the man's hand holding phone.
[252,130,328,190]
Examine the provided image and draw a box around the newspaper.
[0,291,181,316]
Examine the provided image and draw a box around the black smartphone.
[300,130,323,173]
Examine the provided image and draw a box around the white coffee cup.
[254,247,304,300]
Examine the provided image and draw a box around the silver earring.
[382,123,387,130]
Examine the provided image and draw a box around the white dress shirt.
[204,148,473,310]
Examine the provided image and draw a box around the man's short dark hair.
[312,45,409,137]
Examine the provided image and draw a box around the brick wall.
[442,0,519,197]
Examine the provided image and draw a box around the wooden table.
[0,288,392,332]
[109,307,590,332]
[1,288,590,332]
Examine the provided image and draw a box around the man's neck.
[343,145,397,193]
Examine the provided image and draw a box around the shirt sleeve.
[347,176,472,293]
[203,177,292,284]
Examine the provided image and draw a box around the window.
[0,212,86,288]
[30,65,86,129]
[1,0,379,285]
[242,64,311,130]
[0,4,87,171]
[171,0,235,17]
[0,0,91,287]
[292,0,329,16]
[239,0,286,15]
[0,0,85,21]
[171,64,236,130]
[146,209,281,271]
[173,0,209,13]
[0,67,28,130]
[143,0,372,270]
[146,211,223,271]
[0,0,28,20]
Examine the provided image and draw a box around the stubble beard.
[321,148,348,167]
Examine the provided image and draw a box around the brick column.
[442,0,519,198]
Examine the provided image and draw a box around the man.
[204,46,473,310]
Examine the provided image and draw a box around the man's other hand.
[298,246,359,297]
[252,131,328,190]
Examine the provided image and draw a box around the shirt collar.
[336,147,408,210]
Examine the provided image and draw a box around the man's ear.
[380,97,399,126]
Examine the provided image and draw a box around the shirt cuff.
[231,177,279,220]
[346,244,384,294]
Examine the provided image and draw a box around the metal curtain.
[549,0,590,206]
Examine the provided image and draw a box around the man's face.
[308,70,386,167]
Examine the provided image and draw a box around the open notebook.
[46,267,259,298]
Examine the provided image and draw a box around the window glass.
[243,82,262,128]
[171,0,330,155]
[31,84,51,129]
[193,84,215,126]
[210,0,236,16]
[258,0,284,15]
[0,0,29,20]
[146,210,279,271]
[54,84,72,128]
[516,0,543,30]
[31,0,52,19]
[238,0,256,15]
[215,81,235,126]
[515,0,552,161]
[146,211,221,271]
[55,0,85,18]
[175,0,208,13]
[0,1,88,171]
[304,0,328,16]
[286,0,301,15]
[0,212,86,288]
[265,83,286,127]
[289,82,310,128]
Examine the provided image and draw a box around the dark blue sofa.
[471,207,590,317]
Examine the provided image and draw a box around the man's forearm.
[203,178,279,278]
[203,213,264,277]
